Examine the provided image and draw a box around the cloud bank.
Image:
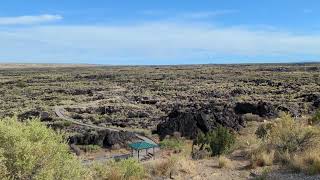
[0,14,62,25]
[0,17,319,64]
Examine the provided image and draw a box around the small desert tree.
[209,125,236,156]
[0,117,86,180]
[194,125,235,156]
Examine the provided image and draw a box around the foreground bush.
[266,114,319,155]
[251,114,320,174]
[0,117,85,179]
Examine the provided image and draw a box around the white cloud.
[181,10,238,19]
[0,14,62,25]
[140,9,237,20]
[0,21,320,63]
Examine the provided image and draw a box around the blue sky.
[0,0,320,65]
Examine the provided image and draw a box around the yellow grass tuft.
[218,156,232,168]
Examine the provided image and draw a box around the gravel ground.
[267,172,320,180]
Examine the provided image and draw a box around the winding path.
[54,106,157,144]
[55,106,120,132]
[54,105,158,163]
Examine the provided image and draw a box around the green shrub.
[209,126,236,156]
[159,137,185,152]
[268,114,317,154]
[0,117,86,179]
[193,131,212,151]
[193,126,235,156]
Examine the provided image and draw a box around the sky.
[0,0,320,65]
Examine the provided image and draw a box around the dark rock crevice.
[69,129,137,148]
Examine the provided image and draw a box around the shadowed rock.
[69,129,137,148]
[156,104,245,140]
[234,101,278,117]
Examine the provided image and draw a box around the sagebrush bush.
[250,113,320,174]
[0,117,86,179]
[267,114,318,154]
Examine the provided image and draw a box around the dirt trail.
[54,105,157,144]
[55,106,120,132]
[54,104,159,163]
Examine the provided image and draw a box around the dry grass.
[176,157,196,174]
[250,148,275,168]
[289,150,320,175]
[144,154,196,179]
[245,113,320,175]
[88,159,145,180]
[144,156,178,177]
[218,156,232,168]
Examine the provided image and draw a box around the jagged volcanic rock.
[69,129,138,148]
[156,104,245,140]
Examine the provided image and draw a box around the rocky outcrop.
[301,93,320,109]
[69,129,138,148]
[156,101,284,140]
[234,101,278,117]
[301,93,320,102]
[156,110,202,140]
[156,104,245,140]
[276,104,300,117]
[18,109,53,121]
[315,99,320,108]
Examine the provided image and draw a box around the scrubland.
[0,63,319,179]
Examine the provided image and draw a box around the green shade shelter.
[129,141,157,150]
[128,141,158,160]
